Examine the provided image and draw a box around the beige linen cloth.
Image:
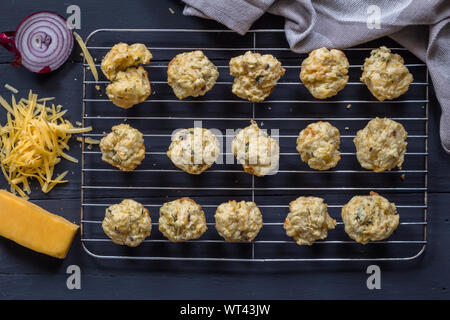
[182,0,450,152]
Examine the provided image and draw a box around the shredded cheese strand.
[4,84,19,94]
[73,32,98,82]
[76,137,100,145]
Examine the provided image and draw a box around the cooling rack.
[80,29,428,261]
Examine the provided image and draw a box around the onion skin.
[14,11,74,74]
[0,31,22,67]
[39,66,51,74]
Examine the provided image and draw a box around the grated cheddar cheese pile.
[0,90,91,198]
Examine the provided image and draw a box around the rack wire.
[80,29,428,261]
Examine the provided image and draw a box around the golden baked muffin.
[300,47,349,99]
[159,197,207,242]
[102,199,151,247]
[232,121,280,177]
[229,51,285,102]
[167,50,219,99]
[215,200,263,242]
[106,66,151,109]
[360,46,413,101]
[101,43,152,81]
[296,121,341,170]
[167,127,220,175]
[341,192,399,244]
[284,196,336,245]
[100,123,146,171]
[354,117,407,172]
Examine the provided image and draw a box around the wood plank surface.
[0,0,449,299]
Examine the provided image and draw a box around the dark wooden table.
[0,0,449,299]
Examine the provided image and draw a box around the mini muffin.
[102,199,151,247]
[106,66,151,109]
[159,197,207,242]
[100,123,146,171]
[167,127,220,175]
[296,121,341,170]
[167,50,219,99]
[215,200,263,242]
[284,196,336,245]
[300,47,349,99]
[354,117,407,172]
[341,192,399,244]
[360,46,413,101]
[232,121,280,177]
[229,51,285,102]
[101,43,152,81]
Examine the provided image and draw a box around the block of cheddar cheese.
[0,190,79,258]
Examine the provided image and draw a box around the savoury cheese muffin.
[341,192,399,244]
[167,50,219,99]
[354,117,407,172]
[284,196,336,246]
[106,66,151,109]
[296,121,341,170]
[232,121,280,177]
[101,43,152,81]
[102,199,151,247]
[215,200,263,242]
[159,197,207,242]
[229,51,285,102]
[167,127,220,175]
[360,46,413,101]
[100,123,146,171]
[300,47,349,99]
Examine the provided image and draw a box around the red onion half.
[14,11,73,73]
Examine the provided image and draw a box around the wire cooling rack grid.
[80,29,428,261]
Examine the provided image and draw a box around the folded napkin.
[183,0,450,152]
